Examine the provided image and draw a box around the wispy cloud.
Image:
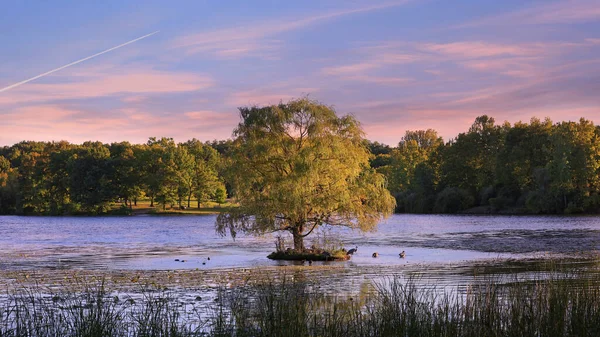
[418,41,536,58]
[0,67,214,106]
[0,104,239,145]
[462,0,600,27]
[228,86,319,107]
[172,1,411,59]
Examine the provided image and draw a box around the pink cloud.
[460,57,541,78]
[121,95,148,103]
[419,41,536,58]
[461,0,600,27]
[0,104,240,145]
[0,105,128,144]
[322,63,380,75]
[228,87,318,107]
[0,67,214,105]
[184,110,237,126]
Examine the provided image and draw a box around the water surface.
[1,214,599,272]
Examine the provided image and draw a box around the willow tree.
[216,98,396,252]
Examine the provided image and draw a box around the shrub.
[433,187,474,213]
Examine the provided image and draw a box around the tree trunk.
[187,194,191,208]
[150,196,154,207]
[134,198,137,206]
[292,225,305,252]
[197,199,200,209]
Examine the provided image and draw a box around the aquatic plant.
[1,270,600,336]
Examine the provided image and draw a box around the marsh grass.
[214,272,600,337]
[2,270,600,336]
[0,280,205,337]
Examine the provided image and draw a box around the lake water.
[1,214,599,272]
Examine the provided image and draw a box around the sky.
[1,0,599,146]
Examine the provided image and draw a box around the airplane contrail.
[0,31,160,94]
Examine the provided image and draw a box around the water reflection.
[0,214,599,272]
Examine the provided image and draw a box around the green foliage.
[214,186,227,204]
[2,112,600,216]
[217,98,396,251]
[433,187,474,213]
[0,137,224,215]
[384,116,600,214]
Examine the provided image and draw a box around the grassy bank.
[2,269,600,336]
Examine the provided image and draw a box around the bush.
[214,187,227,204]
[433,187,474,213]
[489,196,513,210]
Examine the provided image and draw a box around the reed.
[1,270,600,336]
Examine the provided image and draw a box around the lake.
[1,214,599,273]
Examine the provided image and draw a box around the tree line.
[370,116,600,214]
[1,114,599,215]
[0,137,226,214]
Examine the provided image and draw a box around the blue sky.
[1,0,599,145]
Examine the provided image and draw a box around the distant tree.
[216,98,395,251]
[494,118,553,207]
[386,129,443,213]
[173,145,195,208]
[109,142,141,209]
[440,116,502,204]
[205,139,234,156]
[68,142,112,213]
[182,139,223,208]
[214,186,227,204]
[0,156,13,213]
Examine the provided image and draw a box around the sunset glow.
[1,0,599,145]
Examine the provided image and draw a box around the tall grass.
[2,271,600,336]
[0,281,203,336]
[211,273,600,337]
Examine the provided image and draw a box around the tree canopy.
[0,138,225,215]
[216,98,396,251]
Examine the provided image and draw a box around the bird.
[308,260,313,266]
[399,251,406,258]
[207,257,211,261]
[372,252,379,258]
[347,246,358,255]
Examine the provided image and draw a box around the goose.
[347,246,358,255]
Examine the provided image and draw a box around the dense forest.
[0,115,599,215]
[370,116,600,214]
[0,137,227,214]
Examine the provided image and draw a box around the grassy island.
[267,248,350,261]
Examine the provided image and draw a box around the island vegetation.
[0,101,599,217]
[215,98,395,259]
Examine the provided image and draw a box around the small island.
[267,248,350,261]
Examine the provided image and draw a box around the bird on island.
[372,252,379,258]
[347,246,358,255]
[399,251,406,258]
